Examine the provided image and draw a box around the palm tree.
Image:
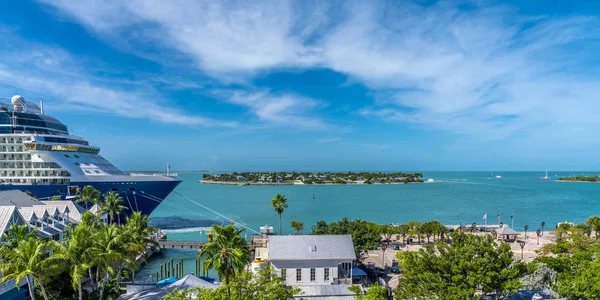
[76,185,101,210]
[99,192,128,225]
[198,223,251,285]
[84,224,132,300]
[397,224,409,244]
[586,216,600,238]
[55,224,93,300]
[0,238,60,300]
[3,224,38,248]
[126,212,158,243]
[270,194,288,235]
[290,220,304,235]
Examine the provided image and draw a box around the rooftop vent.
[309,245,317,252]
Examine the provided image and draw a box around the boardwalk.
[157,240,263,249]
[157,240,207,249]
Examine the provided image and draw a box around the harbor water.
[135,171,600,280]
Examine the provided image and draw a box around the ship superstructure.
[0,95,181,216]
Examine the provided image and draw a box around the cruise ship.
[0,95,181,216]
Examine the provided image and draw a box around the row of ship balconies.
[0,178,70,185]
[0,162,62,169]
[0,154,32,161]
[0,146,26,152]
[0,170,71,177]
[0,136,31,144]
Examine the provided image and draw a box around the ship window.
[74,155,80,158]
[75,163,80,166]
[128,188,135,191]
[111,188,117,192]
[94,170,101,174]
[64,154,70,158]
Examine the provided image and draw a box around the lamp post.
[518,240,526,260]
[524,225,529,239]
[536,230,541,245]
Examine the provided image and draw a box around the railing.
[0,276,28,295]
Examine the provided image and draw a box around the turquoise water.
[135,171,600,280]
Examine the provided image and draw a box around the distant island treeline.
[558,174,600,182]
[201,171,423,185]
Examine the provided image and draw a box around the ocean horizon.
[134,171,600,281]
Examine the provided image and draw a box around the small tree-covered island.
[201,171,424,185]
[558,174,600,182]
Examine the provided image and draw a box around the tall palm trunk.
[36,277,49,300]
[116,265,123,292]
[89,269,95,289]
[96,268,100,290]
[26,276,36,300]
[99,269,109,300]
[279,213,282,235]
[78,283,83,300]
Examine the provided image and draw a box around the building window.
[296,269,302,282]
[281,269,286,281]
[324,268,330,281]
[310,268,316,282]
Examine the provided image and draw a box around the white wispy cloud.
[316,137,342,143]
[364,144,389,151]
[216,89,327,129]
[0,30,236,127]
[37,0,600,141]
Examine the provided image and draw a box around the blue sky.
[1,0,600,171]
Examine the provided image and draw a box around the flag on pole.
[483,213,487,220]
[497,213,501,221]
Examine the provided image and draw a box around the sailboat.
[541,167,550,180]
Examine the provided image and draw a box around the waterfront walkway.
[157,239,263,249]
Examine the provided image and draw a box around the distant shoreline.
[557,180,600,183]
[198,180,420,186]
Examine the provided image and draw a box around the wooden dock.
[157,240,207,249]
[157,240,263,249]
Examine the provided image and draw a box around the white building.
[265,235,356,286]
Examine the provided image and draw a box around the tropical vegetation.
[395,232,525,299]
[311,218,447,258]
[290,220,304,234]
[533,216,600,299]
[203,171,424,184]
[558,174,600,182]
[0,186,157,300]
[270,194,288,235]
[197,223,251,285]
[165,264,300,300]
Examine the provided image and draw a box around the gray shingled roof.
[268,235,356,261]
[0,206,19,234]
[0,190,43,207]
[496,227,519,235]
[295,284,356,299]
